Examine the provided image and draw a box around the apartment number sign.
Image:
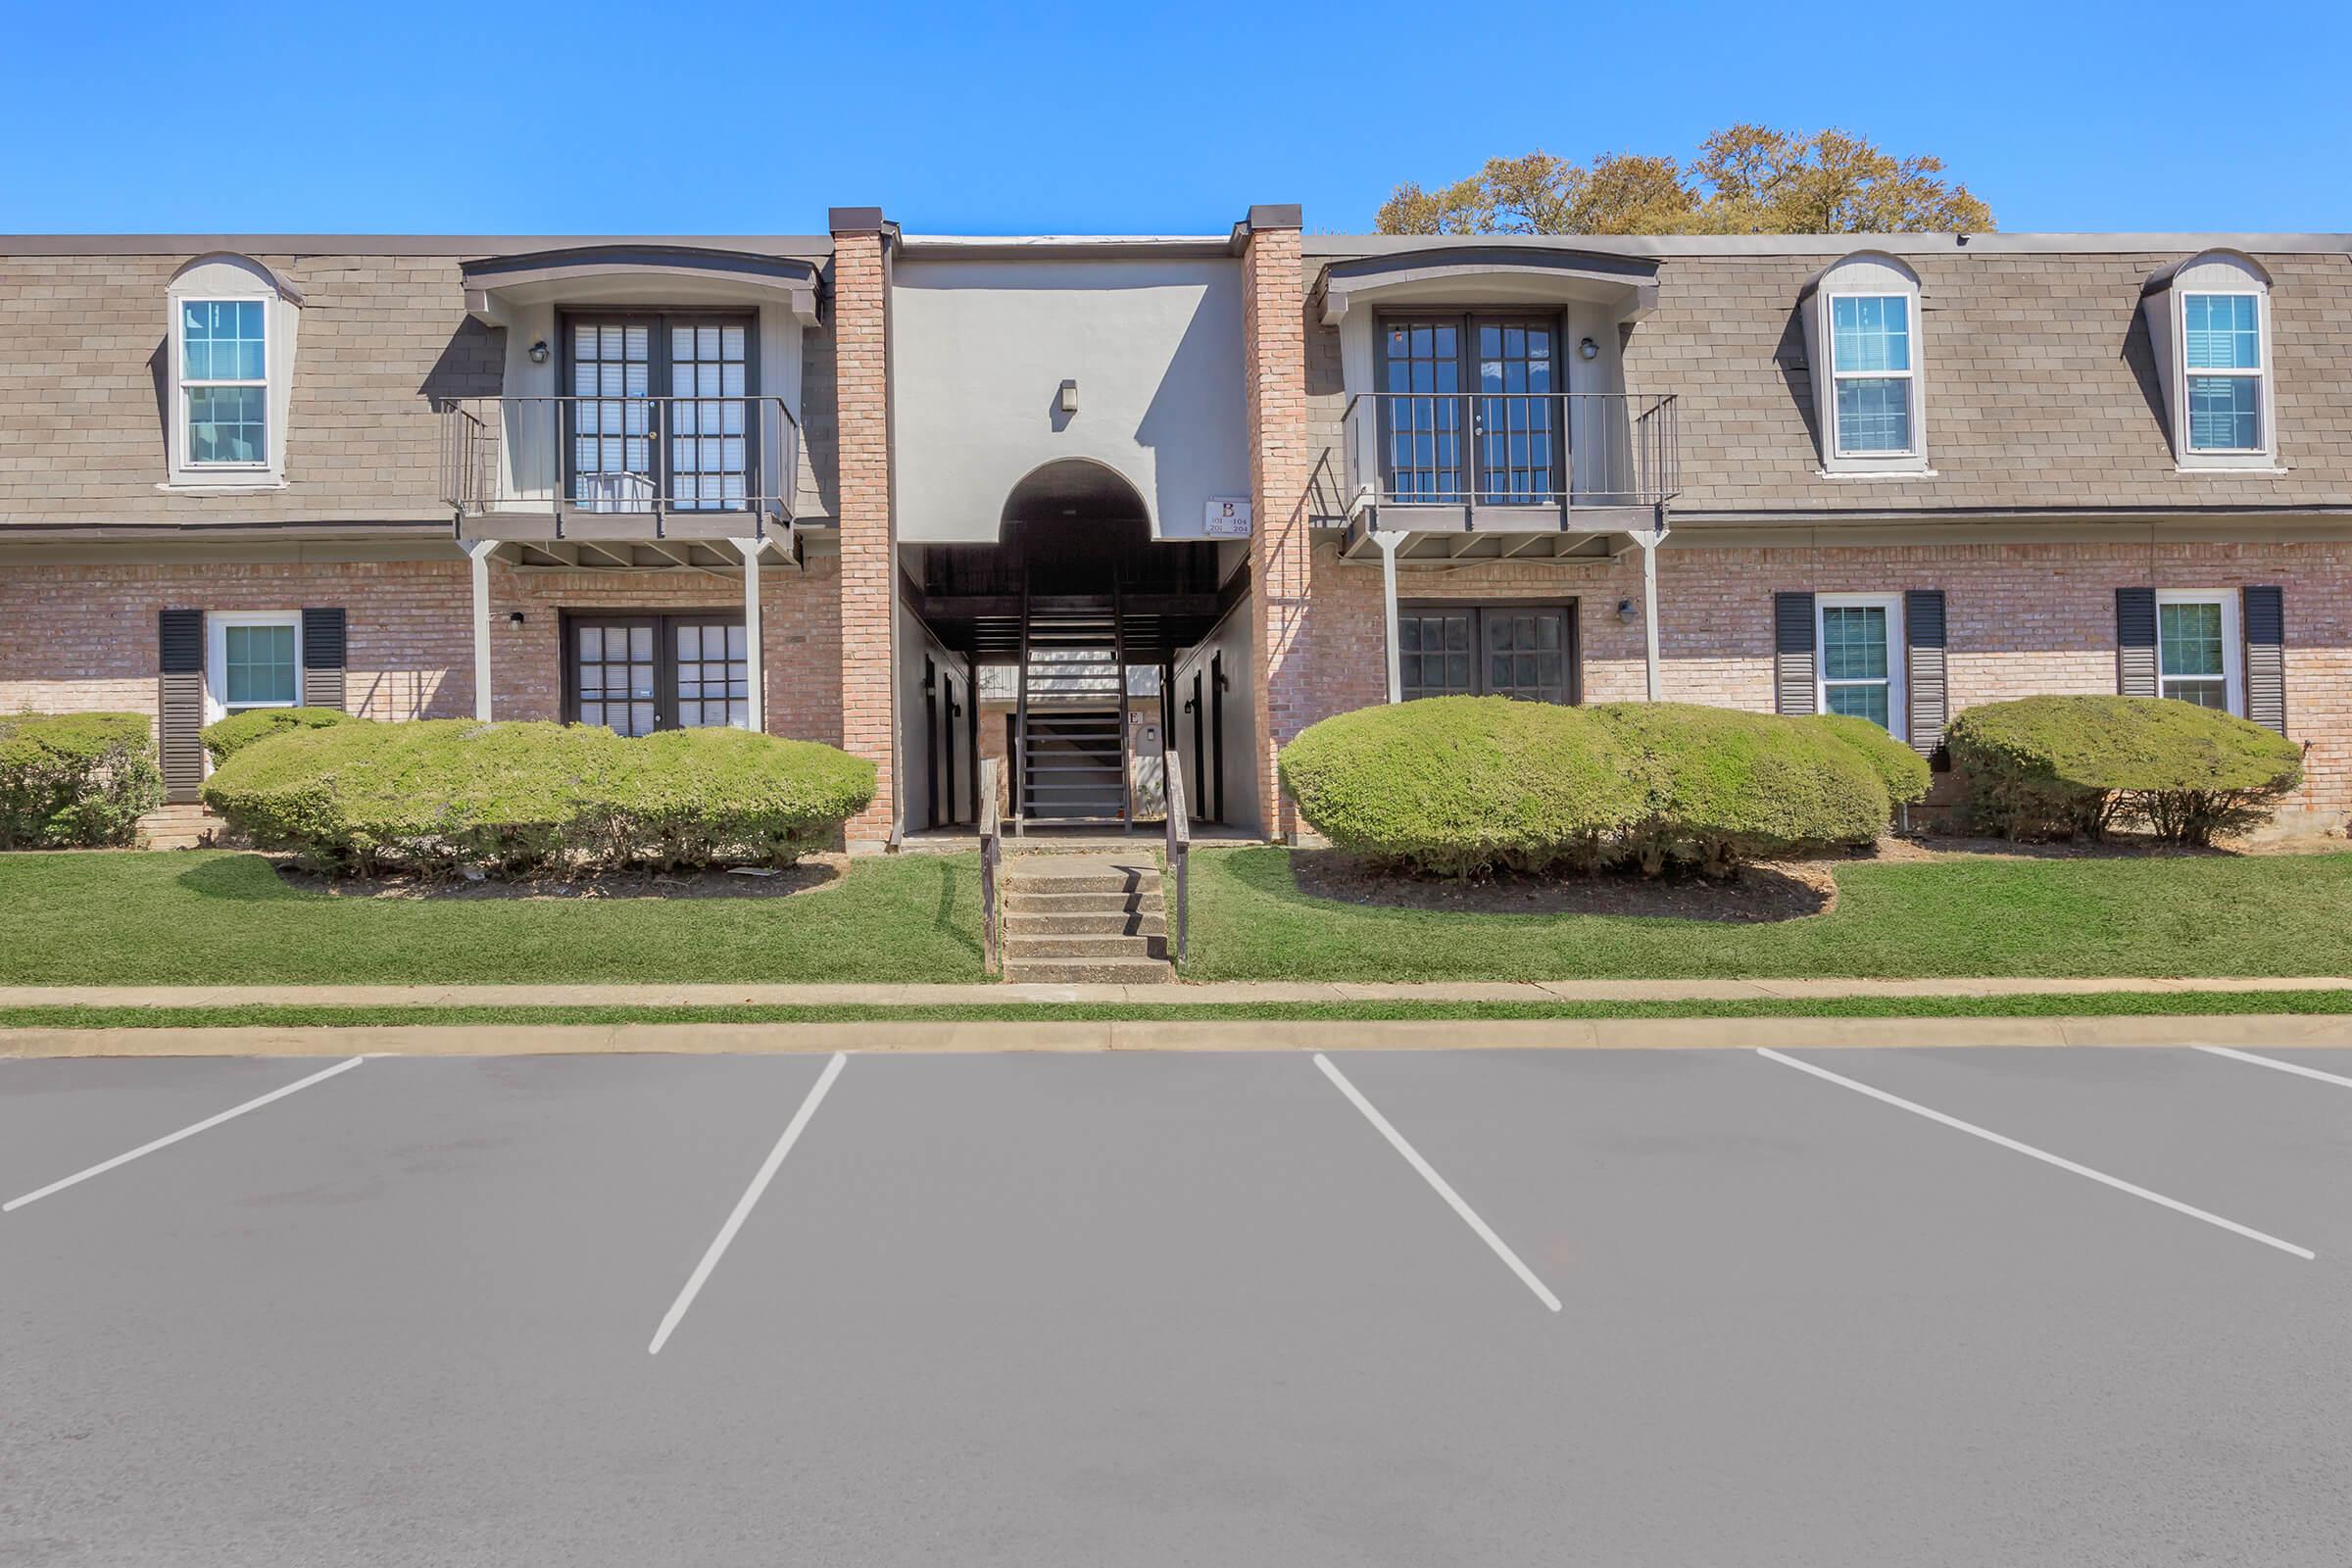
[1204,498,1253,538]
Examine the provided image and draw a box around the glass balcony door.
[1378,314,1560,507]
[562,314,755,513]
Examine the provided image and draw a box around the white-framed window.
[2180,292,2265,454]
[1827,294,1916,457]
[206,611,304,721]
[179,298,270,467]
[2154,590,2241,713]
[1817,593,1906,739]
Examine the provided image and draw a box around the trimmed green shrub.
[1947,696,2303,846]
[0,711,166,849]
[1277,696,1646,877]
[1597,703,1891,874]
[203,706,365,763]
[1797,712,1933,807]
[1278,697,1894,879]
[201,719,876,875]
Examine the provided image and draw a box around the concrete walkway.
[0,976,2347,1008]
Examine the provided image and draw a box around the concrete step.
[1006,871,1152,895]
[1005,910,1168,937]
[1004,890,1164,914]
[1003,956,1176,985]
[1005,933,1167,960]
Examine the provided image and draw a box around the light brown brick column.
[1240,204,1312,839]
[830,207,898,848]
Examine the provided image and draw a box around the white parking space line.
[2196,1045,2352,1091]
[649,1052,847,1356]
[3,1056,367,1214]
[1313,1054,1562,1313]
[1757,1049,2316,1261]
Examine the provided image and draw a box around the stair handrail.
[1111,573,1133,831]
[1013,567,1031,834]
[979,756,1003,977]
[1162,743,1190,967]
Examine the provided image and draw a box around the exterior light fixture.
[1579,337,1600,361]
[528,339,550,365]
[1616,598,1637,622]
[507,611,526,626]
[1058,378,1079,415]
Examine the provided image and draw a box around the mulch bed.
[270,855,846,902]
[1284,850,1837,924]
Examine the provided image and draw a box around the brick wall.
[1291,537,2352,822]
[831,220,897,845]
[0,555,845,746]
[1242,215,1312,836]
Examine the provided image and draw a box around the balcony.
[1337,391,1679,558]
[438,395,803,535]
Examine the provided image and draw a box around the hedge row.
[203,706,364,763]
[202,718,876,874]
[0,711,166,849]
[1277,697,1929,879]
[1949,696,2302,846]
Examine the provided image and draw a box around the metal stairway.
[1016,577,1131,830]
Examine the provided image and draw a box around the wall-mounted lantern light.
[1057,378,1079,415]
[1616,598,1637,623]
[1579,337,1600,362]
[507,611,527,627]
[528,339,550,365]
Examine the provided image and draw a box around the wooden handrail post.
[979,756,1003,977]
[1162,745,1191,968]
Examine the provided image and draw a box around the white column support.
[731,535,769,733]
[1637,512,1671,703]
[1371,528,1408,704]
[462,540,498,722]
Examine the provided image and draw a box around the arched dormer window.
[1798,253,1929,476]
[2142,251,2278,470]
[164,253,303,490]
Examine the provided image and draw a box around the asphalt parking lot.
[5,1040,2350,1566]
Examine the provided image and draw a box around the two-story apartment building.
[3,208,2347,845]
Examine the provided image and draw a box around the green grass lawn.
[1180,846,2352,982]
[0,851,986,985]
[5,992,2352,1030]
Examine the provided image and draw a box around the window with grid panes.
[568,613,751,735]
[2182,294,2263,453]
[1819,603,1894,730]
[1380,320,1463,502]
[1474,320,1557,504]
[1399,605,1574,704]
[2157,598,2230,710]
[181,299,270,466]
[1829,295,1914,455]
[565,316,754,511]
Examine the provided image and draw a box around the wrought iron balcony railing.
[1339,391,1679,515]
[438,395,802,522]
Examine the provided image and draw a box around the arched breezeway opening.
[899,458,1250,834]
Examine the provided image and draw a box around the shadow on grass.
[173,854,316,902]
[931,855,983,960]
[1232,848,1836,925]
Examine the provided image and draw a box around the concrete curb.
[1,977,2348,1008]
[6,1014,2351,1058]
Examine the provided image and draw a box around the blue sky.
[5,0,2347,236]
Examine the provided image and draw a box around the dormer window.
[2181,293,2264,453]
[164,254,302,491]
[1799,254,1928,476]
[1828,294,1914,456]
[2141,251,2278,470]
[181,299,270,466]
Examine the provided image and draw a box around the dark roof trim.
[1314,245,1661,323]
[1305,231,2352,260]
[461,245,821,324]
[2140,247,2277,295]
[0,233,834,259]
[897,234,1241,261]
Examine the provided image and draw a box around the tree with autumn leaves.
[1376,125,1993,236]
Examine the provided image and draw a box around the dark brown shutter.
[158,610,205,803]
[301,608,348,711]
[1904,590,1947,756]
[2115,587,2158,698]
[1773,592,1816,715]
[2242,586,2285,734]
